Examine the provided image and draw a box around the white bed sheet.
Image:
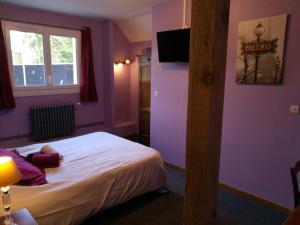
[4,132,165,225]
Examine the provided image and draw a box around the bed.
[4,132,166,225]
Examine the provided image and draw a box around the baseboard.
[112,122,137,137]
[75,121,104,129]
[0,121,134,144]
[163,161,292,213]
[219,183,292,214]
[75,121,106,136]
[0,135,33,148]
[0,134,30,142]
[164,161,185,173]
[0,121,106,148]
[115,121,136,128]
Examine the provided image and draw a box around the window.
[2,21,81,97]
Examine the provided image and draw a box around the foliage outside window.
[2,21,81,97]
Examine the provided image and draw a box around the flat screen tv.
[157,28,190,63]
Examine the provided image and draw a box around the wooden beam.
[184,0,230,225]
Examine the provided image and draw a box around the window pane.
[50,35,78,86]
[9,30,45,87]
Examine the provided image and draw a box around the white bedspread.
[5,132,165,225]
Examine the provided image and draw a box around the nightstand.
[0,208,37,225]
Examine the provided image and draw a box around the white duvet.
[5,132,165,225]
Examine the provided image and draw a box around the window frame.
[2,20,81,97]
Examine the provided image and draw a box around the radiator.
[31,103,75,141]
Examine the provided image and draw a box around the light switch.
[290,105,299,114]
[154,91,159,97]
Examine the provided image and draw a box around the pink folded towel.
[32,153,60,169]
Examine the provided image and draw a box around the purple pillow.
[0,148,48,186]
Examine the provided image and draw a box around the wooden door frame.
[184,0,231,225]
[138,55,151,138]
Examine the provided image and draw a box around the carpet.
[81,167,288,225]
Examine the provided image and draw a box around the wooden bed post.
[183,0,230,225]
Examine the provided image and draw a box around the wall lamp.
[114,59,131,72]
[114,59,131,66]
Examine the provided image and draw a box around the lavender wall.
[0,4,115,144]
[220,0,300,209]
[113,24,132,125]
[102,21,115,129]
[151,0,191,168]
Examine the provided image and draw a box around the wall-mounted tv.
[157,28,190,63]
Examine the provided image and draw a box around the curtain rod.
[0,17,89,31]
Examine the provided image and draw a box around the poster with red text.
[236,14,287,85]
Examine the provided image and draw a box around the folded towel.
[41,145,63,160]
[32,153,60,169]
[25,151,43,162]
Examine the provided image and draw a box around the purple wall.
[151,0,191,168]
[220,0,300,209]
[0,4,109,141]
[102,21,115,129]
[113,24,132,125]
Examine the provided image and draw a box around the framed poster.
[236,14,287,84]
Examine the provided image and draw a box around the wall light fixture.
[114,59,131,66]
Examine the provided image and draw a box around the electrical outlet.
[290,105,299,114]
[154,91,159,97]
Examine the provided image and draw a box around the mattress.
[4,132,166,225]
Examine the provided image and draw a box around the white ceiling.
[116,13,152,42]
[0,0,173,20]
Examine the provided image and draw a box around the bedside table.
[0,208,37,225]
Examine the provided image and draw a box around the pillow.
[0,148,47,186]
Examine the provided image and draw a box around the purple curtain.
[0,21,15,109]
[80,27,98,102]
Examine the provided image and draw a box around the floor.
[81,136,288,225]
[82,169,288,225]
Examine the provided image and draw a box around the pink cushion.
[0,148,47,186]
